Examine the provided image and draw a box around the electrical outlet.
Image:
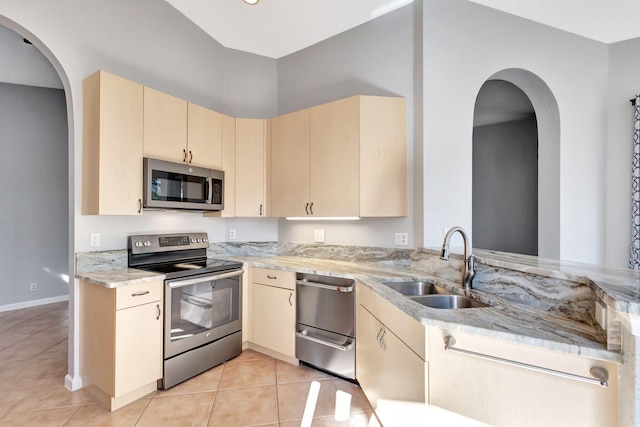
[314,229,325,243]
[229,229,237,240]
[30,283,37,292]
[90,233,101,247]
[395,233,408,246]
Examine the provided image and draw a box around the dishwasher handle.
[296,279,353,293]
[296,331,354,352]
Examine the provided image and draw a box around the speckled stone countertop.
[75,268,165,288]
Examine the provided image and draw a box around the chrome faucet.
[440,226,476,289]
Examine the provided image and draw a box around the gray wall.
[473,118,538,255]
[606,38,640,269]
[423,0,608,263]
[0,82,68,306]
[276,2,421,248]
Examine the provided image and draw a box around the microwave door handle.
[207,178,212,204]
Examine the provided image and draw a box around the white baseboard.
[65,373,83,392]
[0,294,69,312]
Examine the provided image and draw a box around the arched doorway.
[473,80,538,255]
[472,69,561,259]
[0,17,77,389]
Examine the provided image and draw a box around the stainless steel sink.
[412,294,491,309]
[381,281,452,296]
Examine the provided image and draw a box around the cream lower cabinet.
[250,268,296,360]
[428,328,618,427]
[356,283,426,426]
[81,280,163,411]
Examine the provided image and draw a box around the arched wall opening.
[475,68,561,259]
[0,15,77,389]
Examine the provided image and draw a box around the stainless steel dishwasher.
[295,273,356,380]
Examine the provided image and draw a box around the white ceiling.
[165,0,415,59]
[166,0,640,59]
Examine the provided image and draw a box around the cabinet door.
[82,70,143,215]
[359,96,407,217]
[143,87,188,163]
[356,304,385,409]
[187,103,222,169]
[357,306,425,415]
[270,109,310,217]
[221,114,236,217]
[309,97,360,217]
[114,301,163,397]
[235,118,266,217]
[429,329,618,427]
[251,283,295,358]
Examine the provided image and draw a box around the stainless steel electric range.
[128,232,243,389]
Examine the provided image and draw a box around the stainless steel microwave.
[143,158,224,212]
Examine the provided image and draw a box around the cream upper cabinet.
[82,70,143,215]
[270,109,310,217]
[309,96,361,217]
[235,118,268,217]
[270,95,407,218]
[143,86,188,164]
[429,328,618,427]
[187,103,222,169]
[250,268,296,358]
[221,114,236,217]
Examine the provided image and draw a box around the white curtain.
[631,94,640,269]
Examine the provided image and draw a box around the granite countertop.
[232,255,622,363]
[75,268,165,288]
[75,253,622,364]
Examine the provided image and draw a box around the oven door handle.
[296,331,354,352]
[167,269,243,288]
[295,279,353,293]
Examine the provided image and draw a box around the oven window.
[169,278,239,343]
[151,170,209,204]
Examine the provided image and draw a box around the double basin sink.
[381,280,491,309]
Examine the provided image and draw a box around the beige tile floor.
[0,301,377,426]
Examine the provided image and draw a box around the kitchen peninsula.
[76,242,639,426]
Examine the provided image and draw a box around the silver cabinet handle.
[132,291,150,297]
[156,303,161,320]
[296,279,353,293]
[444,336,608,387]
[296,331,353,352]
[288,292,293,307]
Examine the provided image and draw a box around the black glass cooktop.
[135,258,243,280]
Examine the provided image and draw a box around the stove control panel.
[128,232,209,254]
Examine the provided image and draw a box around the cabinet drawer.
[252,267,295,290]
[116,281,163,310]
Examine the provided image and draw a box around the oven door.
[164,269,242,359]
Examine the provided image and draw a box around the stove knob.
[135,241,143,248]
[196,238,201,243]
[202,237,208,243]
[144,241,151,247]
[191,238,196,243]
